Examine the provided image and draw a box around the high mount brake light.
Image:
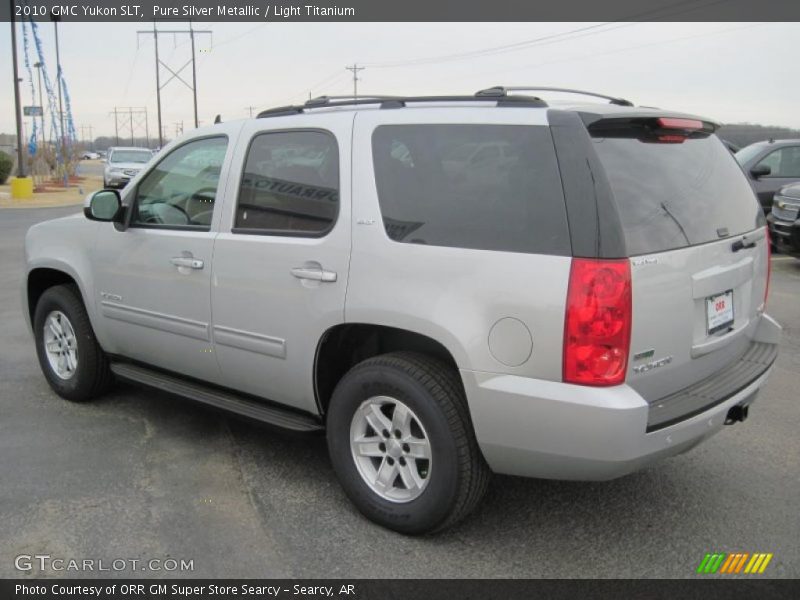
[563,259,632,386]
[656,117,704,130]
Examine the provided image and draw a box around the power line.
[450,22,767,92]
[362,0,732,70]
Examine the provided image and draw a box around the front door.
[93,135,233,383]
[211,114,353,414]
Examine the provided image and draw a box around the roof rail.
[305,95,402,107]
[256,93,547,119]
[476,86,634,107]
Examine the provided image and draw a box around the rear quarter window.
[592,134,763,256]
[371,124,570,256]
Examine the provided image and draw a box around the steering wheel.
[186,187,217,226]
[142,202,190,225]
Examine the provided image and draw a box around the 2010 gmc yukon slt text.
[23,87,781,534]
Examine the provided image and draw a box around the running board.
[109,362,323,433]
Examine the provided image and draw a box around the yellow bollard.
[10,176,34,200]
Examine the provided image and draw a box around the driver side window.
[131,136,228,230]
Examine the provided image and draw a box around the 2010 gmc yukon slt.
[23,87,781,534]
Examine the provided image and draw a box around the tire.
[326,351,491,534]
[33,284,113,402]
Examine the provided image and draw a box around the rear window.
[371,124,570,255]
[592,134,762,256]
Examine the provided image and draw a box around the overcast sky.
[1,21,797,142]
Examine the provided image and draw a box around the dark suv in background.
[768,182,800,257]
[735,139,800,214]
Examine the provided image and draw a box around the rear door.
[589,120,769,403]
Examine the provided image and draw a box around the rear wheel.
[326,352,490,534]
[33,284,113,401]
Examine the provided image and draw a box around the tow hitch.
[725,404,749,425]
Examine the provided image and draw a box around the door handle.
[170,256,204,269]
[290,266,337,282]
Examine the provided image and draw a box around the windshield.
[734,143,766,166]
[110,150,151,164]
[592,134,763,256]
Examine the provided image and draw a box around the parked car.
[103,146,153,189]
[23,88,780,534]
[735,139,800,214]
[80,151,99,160]
[97,150,107,160]
[767,182,800,257]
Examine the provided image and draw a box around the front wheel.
[326,352,490,534]
[33,284,113,401]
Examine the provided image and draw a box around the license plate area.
[706,290,734,335]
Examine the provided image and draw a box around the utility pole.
[79,125,93,148]
[153,22,163,148]
[111,107,120,145]
[138,23,211,142]
[245,106,256,117]
[345,63,364,99]
[189,20,198,128]
[9,2,27,178]
[110,107,148,147]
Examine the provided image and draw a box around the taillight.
[764,227,772,309]
[563,258,632,386]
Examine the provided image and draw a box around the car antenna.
[214,114,222,124]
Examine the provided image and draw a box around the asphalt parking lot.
[1,206,798,579]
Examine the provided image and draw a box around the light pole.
[52,12,68,187]
[34,61,46,153]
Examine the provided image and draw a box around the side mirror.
[750,164,771,179]
[84,190,122,222]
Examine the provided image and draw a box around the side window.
[131,136,228,230]
[234,131,339,236]
[756,146,800,178]
[371,124,570,255]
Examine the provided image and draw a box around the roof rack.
[256,92,548,119]
[476,86,634,107]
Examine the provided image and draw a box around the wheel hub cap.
[349,396,432,503]
[43,310,78,380]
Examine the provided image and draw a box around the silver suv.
[103,146,153,189]
[23,88,781,534]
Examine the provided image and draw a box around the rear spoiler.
[583,115,718,144]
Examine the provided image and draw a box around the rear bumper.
[462,316,781,481]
